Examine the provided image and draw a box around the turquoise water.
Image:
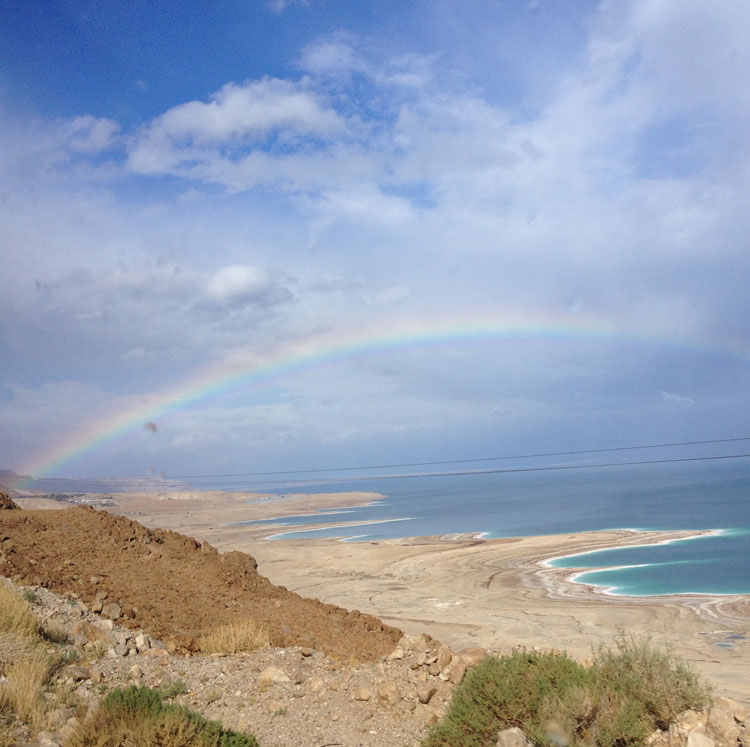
[234,459,750,597]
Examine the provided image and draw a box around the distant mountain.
[0,469,29,495]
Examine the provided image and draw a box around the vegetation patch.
[68,685,260,747]
[199,618,270,654]
[422,637,712,747]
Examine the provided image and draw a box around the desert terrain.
[37,488,750,703]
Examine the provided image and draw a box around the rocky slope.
[0,501,399,660]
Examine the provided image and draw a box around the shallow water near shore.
[236,459,750,597]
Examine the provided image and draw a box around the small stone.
[353,686,372,701]
[387,647,405,661]
[437,644,453,671]
[36,730,62,747]
[114,643,128,657]
[129,664,143,679]
[377,679,401,707]
[309,677,325,694]
[686,734,715,747]
[99,619,114,630]
[90,576,100,585]
[449,660,467,684]
[101,602,121,620]
[417,684,437,705]
[67,666,88,682]
[495,726,533,747]
[428,662,441,676]
[299,647,313,657]
[90,599,103,613]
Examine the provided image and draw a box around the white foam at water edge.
[540,528,725,569]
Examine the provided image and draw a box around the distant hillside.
[0,469,27,494]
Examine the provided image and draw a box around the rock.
[678,710,707,731]
[686,733,715,747]
[496,726,533,747]
[456,646,487,667]
[449,660,467,684]
[114,643,128,657]
[707,703,740,744]
[98,619,114,631]
[259,666,290,686]
[437,644,453,671]
[59,717,81,742]
[66,665,89,682]
[387,647,405,661]
[129,664,142,679]
[0,492,20,510]
[353,686,372,701]
[377,679,401,707]
[36,731,62,746]
[416,684,437,705]
[299,647,313,657]
[90,599,103,613]
[544,719,570,746]
[46,707,74,729]
[95,590,108,601]
[308,677,325,695]
[101,602,121,620]
[428,662,441,676]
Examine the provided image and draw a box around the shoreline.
[17,490,750,701]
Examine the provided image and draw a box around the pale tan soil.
[101,490,750,703]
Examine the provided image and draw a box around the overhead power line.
[19,437,750,488]
[165,436,750,481]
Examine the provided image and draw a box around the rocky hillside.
[0,497,399,660]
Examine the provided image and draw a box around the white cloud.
[128,78,346,177]
[206,265,272,304]
[268,0,309,14]
[67,115,121,153]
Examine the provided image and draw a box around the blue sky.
[1,0,749,482]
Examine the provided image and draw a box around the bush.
[422,639,711,747]
[67,685,260,747]
[199,619,270,655]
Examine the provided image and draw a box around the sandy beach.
[41,489,750,702]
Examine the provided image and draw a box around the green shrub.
[422,639,711,747]
[68,685,259,747]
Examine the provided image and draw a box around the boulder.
[0,492,20,510]
[456,646,488,667]
[707,703,740,745]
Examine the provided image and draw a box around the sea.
[236,458,750,598]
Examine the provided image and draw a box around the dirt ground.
[0,497,401,661]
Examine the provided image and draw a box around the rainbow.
[17,310,748,482]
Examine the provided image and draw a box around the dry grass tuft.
[0,585,40,638]
[199,619,270,654]
[0,646,55,726]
